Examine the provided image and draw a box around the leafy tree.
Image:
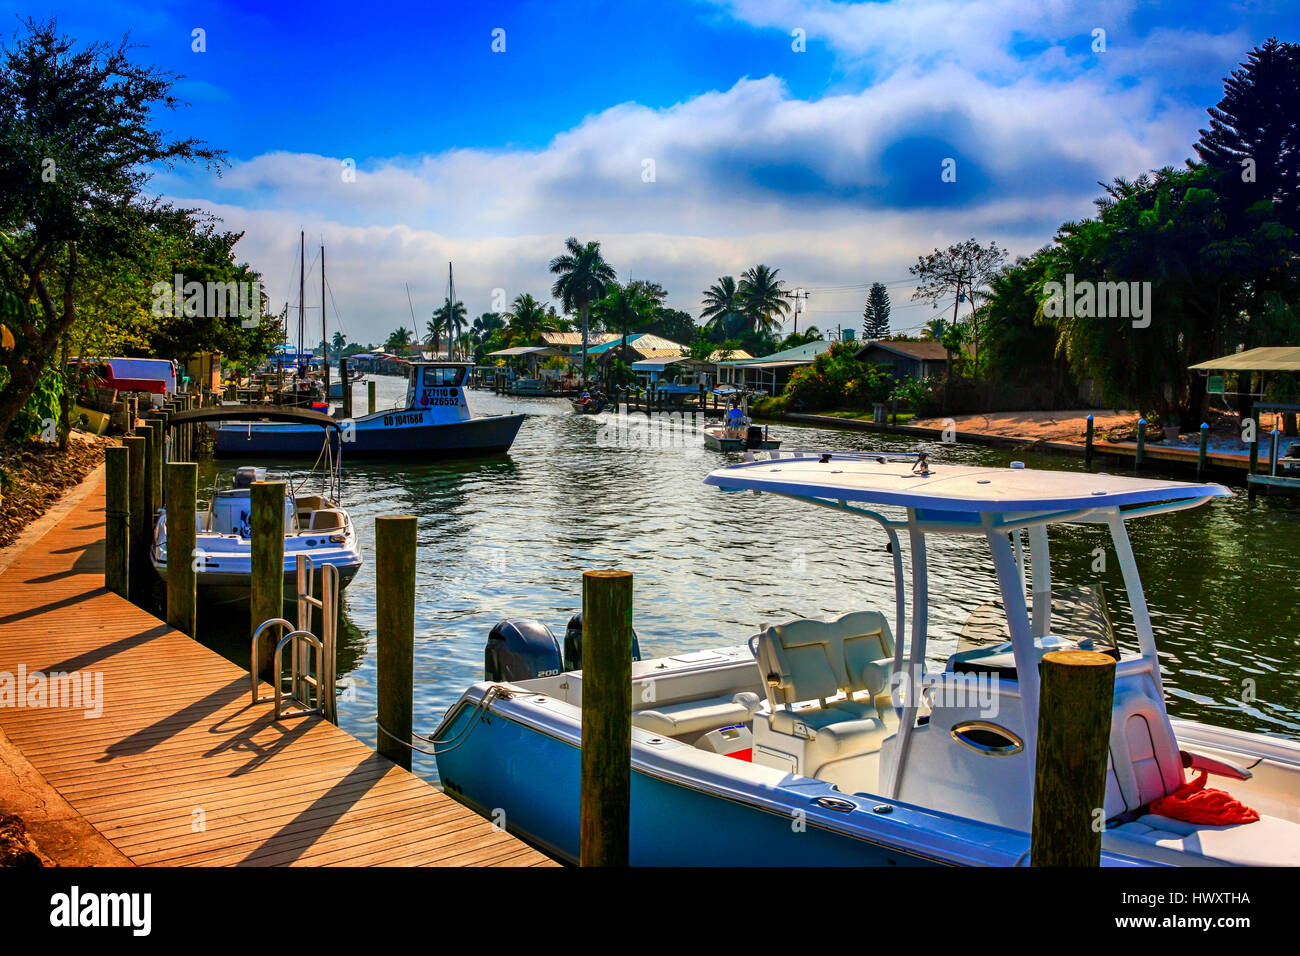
[909,239,1006,370]
[979,250,1074,395]
[385,326,413,351]
[862,282,891,339]
[780,341,893,412]
[549,236,615,378]
[1193,38,1300,236]
[0,18,222,434]
[738,264,790,335]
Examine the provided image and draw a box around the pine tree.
[1193,37,1300,231]
[862,282,891,339]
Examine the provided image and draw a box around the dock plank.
[0,477,556,867]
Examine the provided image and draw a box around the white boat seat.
[764,701,891,775]
[1105,688,1187,819]
[632,692,762,741]
[1106,812,1300,866]
[758,611,895,714]
[307,509,346,532]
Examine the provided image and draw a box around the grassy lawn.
[812,410,916,425]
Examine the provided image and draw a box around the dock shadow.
[95,675,248,761]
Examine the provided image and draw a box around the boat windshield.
[421,366,466,387]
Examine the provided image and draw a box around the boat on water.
[433,451,1300,866]
[211,361,525,459]
[570,391,609,415]
[152,407,362,604]
[702,402,780,451]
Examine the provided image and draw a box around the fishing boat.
[152,407,362,604]
[702,401,780,451]
[570,390,608,415]
[433,451,1300,866]
[210,360,525,459]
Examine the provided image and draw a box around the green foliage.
[781,341,893,412]
[2,363,62,441]
[893,376,943,416]
[862,282,891,339]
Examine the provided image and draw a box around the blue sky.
[6,0,1298,342]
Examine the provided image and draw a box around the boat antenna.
[406,282,417,343]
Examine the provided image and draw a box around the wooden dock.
[0,474,555,867]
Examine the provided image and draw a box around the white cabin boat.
[433,451,1300,865]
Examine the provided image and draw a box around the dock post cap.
[1138,417,1146,424]
[583,569,632,579]
[1086,413,1093,420]
[1201,422,1209,429]
[1040,649,1117,668]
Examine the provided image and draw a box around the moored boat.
[210,361,525,459]
[433,451,1300,865]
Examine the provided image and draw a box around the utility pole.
[783,287,810,337]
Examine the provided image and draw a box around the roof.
[709,348,752,362]
[858,340,950,362]
[703,454,1231,515]
[716,339,833,366]
[540,332,618,347]
[588,333,686,355]
[1188,347,1300,372]
[487,346,560,357]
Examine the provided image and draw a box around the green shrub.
[781,342,893,412]
[3,365,64,442]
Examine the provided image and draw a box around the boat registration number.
[418,387,461,407]
[384,411,426,426]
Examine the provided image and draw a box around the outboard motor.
[233,466,266,489]
[563,612,642,671]
[485,619,563,682]
[745,425,764,449]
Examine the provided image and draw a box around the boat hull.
[211,411,526,459]
[154,556,361,606]
[435,697,938,866]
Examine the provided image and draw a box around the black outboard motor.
[745,425,764,449]
[563,612,642,671]
[485,619,563,682]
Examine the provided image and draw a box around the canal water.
[199,373,1300,782]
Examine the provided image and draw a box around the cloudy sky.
[11,0,1297,343]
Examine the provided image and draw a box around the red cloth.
[1149,771,1259,826]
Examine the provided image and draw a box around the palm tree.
[430,298,467,358]
[700,276,743,340]
[504,293,554,345]
[549,236,616,381]
[921,318,947,341]
[593,283,656,383]
[331,330,347,352]
[385,326,413,351]
[738,265,790,336]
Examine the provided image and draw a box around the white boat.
[152,409,362,605]
[433,451,1300,865]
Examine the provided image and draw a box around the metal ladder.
[250,555,339,722]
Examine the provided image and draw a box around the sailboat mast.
[321,243,330,394]
[447,261,454,361]
[297,231,305,378]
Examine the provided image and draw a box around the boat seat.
[753,611,896,777]
[1106,813,1300,866]
[632,692,762,741]
[307,509,346,532]
[1104,687,1187,819]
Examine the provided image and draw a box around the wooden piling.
[375,515,417,771]
[340,357,352,419]
[104,445,130,598]
[1134,417,1146,470]
[579,568,633,867]
[165,462,198,637]
[1197,422,1209,480]
[146,418,164,513]
[122,435,149,604]
[1248,409,1259,476]
[120,396,133,435]
[1084,414,1094,468]
[368,380,377,415]
[250,481,286,681]
[1031,649,1116,867]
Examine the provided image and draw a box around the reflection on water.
[197,373,1300,782]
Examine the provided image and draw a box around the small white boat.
[434,451,1300,865]
[152,408,362,605]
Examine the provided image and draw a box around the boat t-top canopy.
[166,405,342,433]
[1189,346,1300,372]
[703,451,1230,520]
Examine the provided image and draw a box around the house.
[714,339,835,395]
[856,339,951,380]
[539,331,618,364]
[589,333,687,364]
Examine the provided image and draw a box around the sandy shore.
[911,409,1140,445]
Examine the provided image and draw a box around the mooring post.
[1031,649,1116,866]
[1197,422,1209,481]
[1134,417,1146,471]
[1084,414,1094,468]
[146,417,164,513]
[579,568,633,867]
[340,357,352,419]
[165,462,198,637]
[368,379,377,416]
[376,515,416,771]
[104,445,130,598]
[1248,408,1259,476]
[250,481,285,681]
[119,396,132,435]
[122,435,149,604]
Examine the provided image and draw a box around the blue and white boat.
[433,451,1300,865]
[211,361,525,460]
